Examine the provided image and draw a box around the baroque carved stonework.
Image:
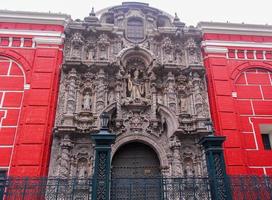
[49,2,211,178]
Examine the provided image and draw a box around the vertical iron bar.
[71,177,76,200]
[129,180,132,200]
[254,176,260,200]
[179,178,182,199]
[193,177,197,200]
[22,177,28,200]
[55,177,60,200]
[159,176,163,200]
[89,177,92,200]
[266,176,272,199]
[144,179,147,200]
[0,177,6,200]
[241,176,245,200]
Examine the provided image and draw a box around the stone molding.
[0,10,71,26]
[198,21,272,36]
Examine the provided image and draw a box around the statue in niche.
[70,33,83,59]
[77,158,88,179]
[127,69,145,99]
[82,91,91,110]
[180,94,187,113]
[108,90,115,104]
[157,94,164,105]
[184,157,195,177]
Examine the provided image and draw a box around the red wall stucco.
[0,22,64,176]
[203,33,272,175]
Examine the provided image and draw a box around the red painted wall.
[202,32,272,175]
[0,21,64,176]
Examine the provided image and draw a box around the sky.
[2,0,272,26]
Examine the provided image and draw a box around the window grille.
[127,18,144,43]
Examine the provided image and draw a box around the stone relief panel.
[49,2,211,178]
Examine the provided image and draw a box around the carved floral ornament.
[71,32,84,47]
[162,37,173,53]
[186,37,197,55]
[97,34,110,49]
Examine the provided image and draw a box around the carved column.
[165,72,177,114]
[170,137,182,177]
[58,134,73,178]
[192,73,204,117]
[95,69,106,114]
[115,73,123,126]
[150,84,157,120]
[64,69,77,126]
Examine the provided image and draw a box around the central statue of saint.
[128,69,145,99]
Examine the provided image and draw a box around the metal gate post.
[0,172,7,200]
[91,113,116,200]
[199,136,232,200]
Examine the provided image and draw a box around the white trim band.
[0,29,63,37]
[202,40,272,49]
[204,46,228,54]
[33,36,64,45]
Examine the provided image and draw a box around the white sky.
[2,0,272,26]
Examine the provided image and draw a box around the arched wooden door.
[111,142,161,178]
[111,142,162,199]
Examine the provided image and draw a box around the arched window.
[234,68,272,150]
[127,18,144,43]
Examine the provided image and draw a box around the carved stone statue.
[127,70,144,99]
[70,32,84,59]
[180,95,187,113]
[184,158,195,177]
[77,159,88,178]
[108,90,115,104]
[82,91,91,110]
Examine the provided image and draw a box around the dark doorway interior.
[111,142,161,178]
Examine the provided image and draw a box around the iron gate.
[1,175,272,199]
[110,177,211,200]
[0,177,93,200]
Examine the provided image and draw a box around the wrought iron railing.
[0,177,93,200]
[0,175,272,200]
[229,175,272,200]
[111,177,211,200]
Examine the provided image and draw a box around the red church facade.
[1,9,272,179]
[199,22,272,175]
[0,10,70,177]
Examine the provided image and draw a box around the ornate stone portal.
[48,2,211,178]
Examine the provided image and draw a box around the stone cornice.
[0,10,71,27]
[198,21,272,36]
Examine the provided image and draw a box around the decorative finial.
[90,7,95,16]
[83,6,99,26]
[174,13,180,22]
[173,12,185,28]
